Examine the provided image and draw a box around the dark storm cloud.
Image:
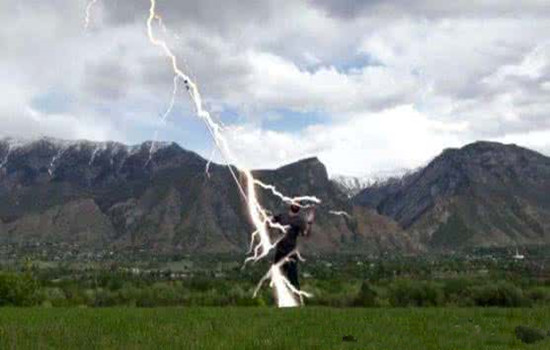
[1,0,549,174]
[310,0,550,19]
[82,60,131,101]
[102,0,274,33]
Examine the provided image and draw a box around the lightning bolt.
[0,143,12,169]
[254,180,321,207]
[82,0,335,307]
[84,0,98,30]
[253,250,312,307]
[329,210,352,218]
[145,76,180,167]
[205,147,217,178]
[160,75,180,124]
[143,0,319,307]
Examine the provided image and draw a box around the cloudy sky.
[1,0,550,176]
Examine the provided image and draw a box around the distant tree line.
[0,266,549,308]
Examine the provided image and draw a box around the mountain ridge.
[353,141,550,250]
[0,136,409,255]
[1,137,549,255]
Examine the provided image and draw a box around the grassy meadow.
[0,307,549,349]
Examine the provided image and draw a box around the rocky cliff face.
[0,137,406,255]
[354,142,550,250]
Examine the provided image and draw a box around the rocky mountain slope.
[0,137,409,255]
[354,141,550,250]
[2,138,548,255]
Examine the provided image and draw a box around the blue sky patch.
[334,53,385,73]
[261,108,330,133]
[31,90,75,114]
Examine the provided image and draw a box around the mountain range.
[354,141,550,250]
[0,137,548,255]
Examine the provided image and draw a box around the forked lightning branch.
[83,0,324,307]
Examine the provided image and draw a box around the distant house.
[513,248,525,260]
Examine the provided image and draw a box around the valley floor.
[0,307,548,349]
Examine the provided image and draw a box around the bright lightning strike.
[254,180,321,207]
[144,0,319,307]
[253,250,312,307]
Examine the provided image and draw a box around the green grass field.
[0,307,548,349]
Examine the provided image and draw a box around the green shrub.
[442,278,474,306]
[353,281,377,307]
[0,272,41,306]
[93,289,119,307]
[525,287,550,305]
[468,282,526,307]
[41,287,67,307]
[515,326,547,344]
[389,280,444,307]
